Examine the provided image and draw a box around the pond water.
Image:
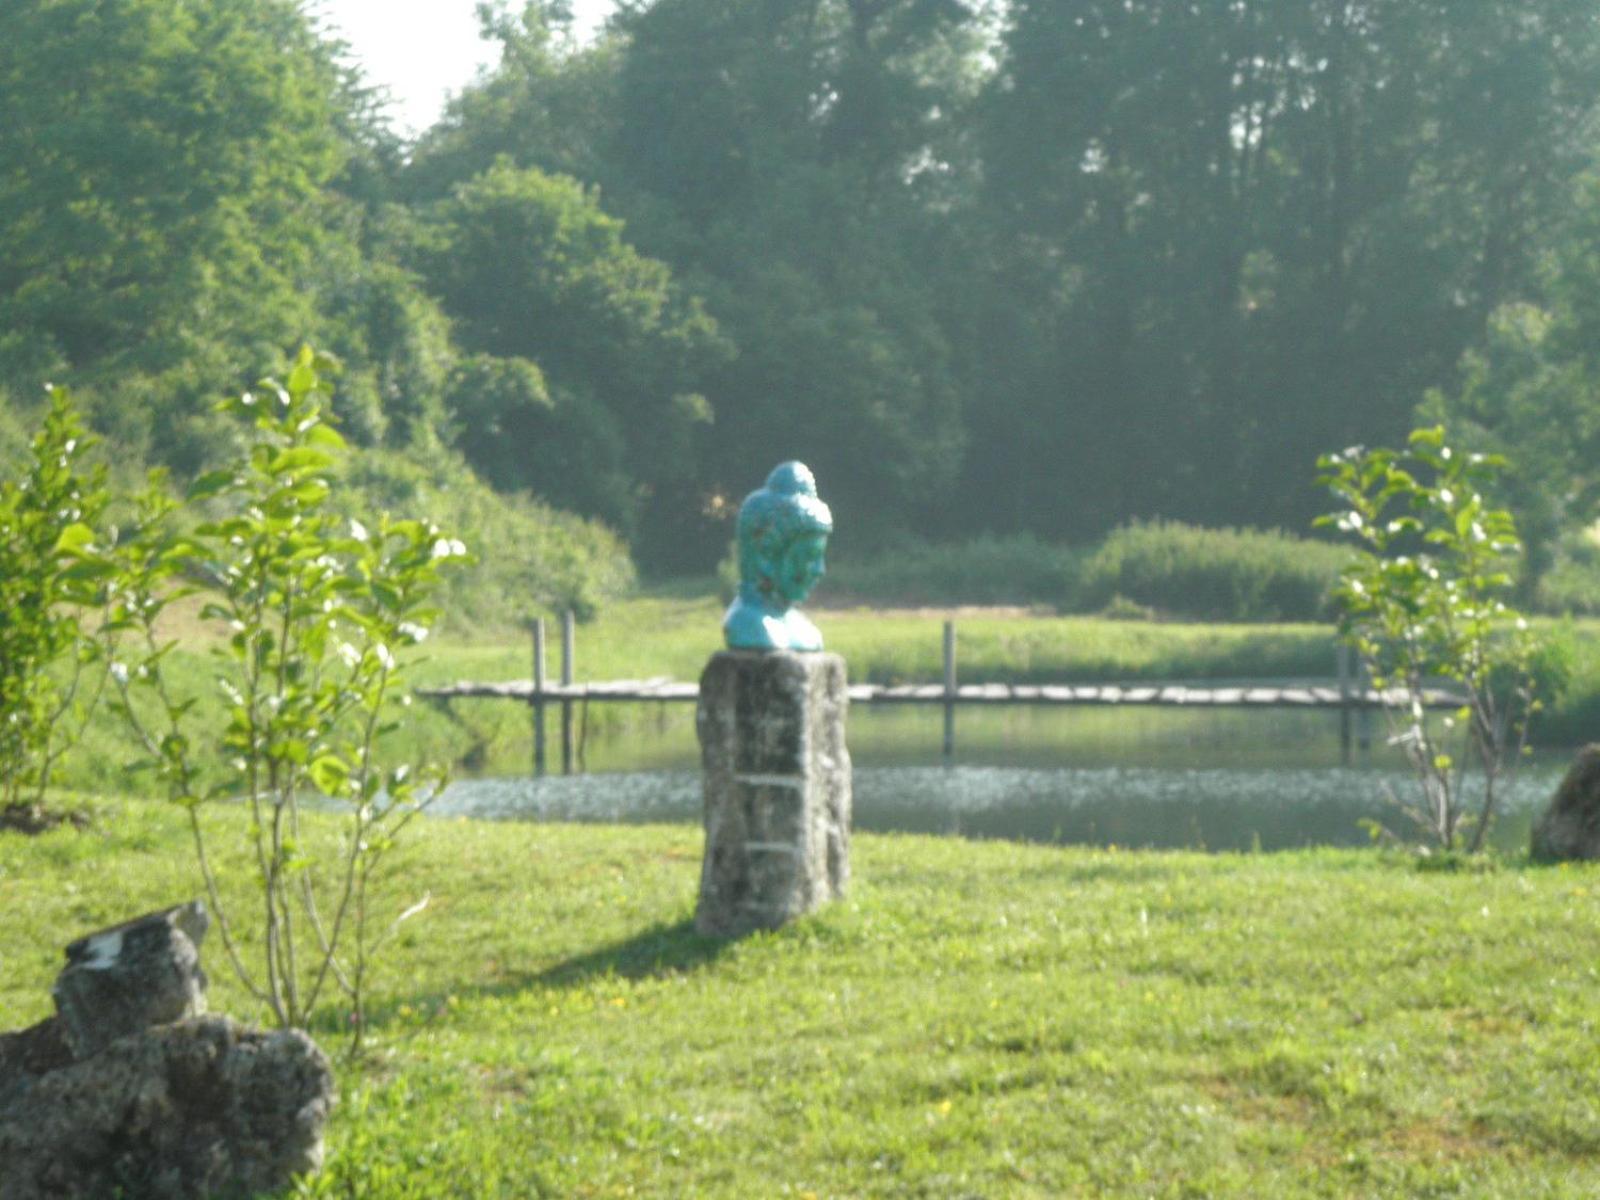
[434,705,1568,853]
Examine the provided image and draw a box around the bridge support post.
[1337,643,1352,764]
[943,620,957,761]
[532,619,547,776]
[561,610,576,775]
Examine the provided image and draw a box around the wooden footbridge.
[419,614,1466,774]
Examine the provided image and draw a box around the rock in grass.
[0,903,335,1200]
[52,901,210,1060]
[1532,744,1600,861]
[0,1016,333,1200]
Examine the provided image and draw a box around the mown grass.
[4,799,1600,1197]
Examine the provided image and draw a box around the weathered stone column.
[695,650,851,937]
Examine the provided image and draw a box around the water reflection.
[439,704,1563,853]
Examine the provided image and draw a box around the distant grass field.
[4,800,1600,1198]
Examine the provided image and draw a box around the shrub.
[0,389,111,812]
[1317,427,1555,852]
[1532,531,1600,617]
[1078,520,1349,622]
[338,445,635,627]
[820,534,1082,608]
[100,348,466,1044]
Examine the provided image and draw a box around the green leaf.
[187,470,238,501]
[53,522,95,554]
[309,755,350,796]
[265,447,336,477]
[306,424,346,451]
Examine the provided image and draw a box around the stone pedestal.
[695,650,851,937]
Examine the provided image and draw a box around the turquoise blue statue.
[724,462,833,651]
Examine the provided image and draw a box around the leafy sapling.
[0,389,114,819]
[1317,427,1560,852]
[104,347,467,1045]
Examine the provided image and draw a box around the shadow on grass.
[532,918,730,988]
[313,918,732,1044]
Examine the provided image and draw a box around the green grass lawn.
[5,799,1600,1197]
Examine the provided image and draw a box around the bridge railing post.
[561,610,576,775]
[532,618,547,776]
[1336,641,1352,763]
[943,619,957,761]
[1356,657,1373,753]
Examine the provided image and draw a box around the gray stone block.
[1533,744,1600,861]
[0,902,334,1199]
[52,901,210,1060]
[695,650,851,936]
[0,1016,333,1200]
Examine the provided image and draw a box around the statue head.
[725,461,833,650]
[737,462,833,605]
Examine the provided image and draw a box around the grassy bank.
[51,594,1600,794]
[58,598,1352,794]
[4,800,1600,1197]
[410,597,1600,769]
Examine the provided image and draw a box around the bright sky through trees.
[309,0,615,135]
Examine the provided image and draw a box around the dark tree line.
[4,0,1600,576]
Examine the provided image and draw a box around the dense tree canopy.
[0,0,348,464]
[3,0,1600,582]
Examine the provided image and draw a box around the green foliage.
[103,349,465,1041]
[1078,521,1350,622]
[822,534,1082,609]
[1317,427,1556,851]
[314,256,459,450]
[1534,535,1600,617]
[0,0,351,461]
[597,0,981,551]
[0,390,110,810]
[417,158,729,565]
[9,0,1600,593]
[336,442,636,626]
[404,1,621,201]
[979,0,1600,543]
[1420,168,1600,596]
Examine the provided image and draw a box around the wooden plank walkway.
[422,614,1461,773]
[419,677,1468,710]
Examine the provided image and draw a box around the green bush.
[1318,427,1548,852]
[103,347,466,1042]
[820,534,1082,608]
[337,446,636,628]
[1078,520,1349,622]
[1533,533,1600,616]
[0,389,110,810]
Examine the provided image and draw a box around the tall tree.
[980,0,1600,540]
[417,159,730,566]
[0,0,350,466]
[404,2,622,203]
[605,0,988,547]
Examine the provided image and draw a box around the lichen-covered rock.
[1532,744,1600,861]
[0,1015,333,1200]
[52,901,209,1060]
[696,649,851,936]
